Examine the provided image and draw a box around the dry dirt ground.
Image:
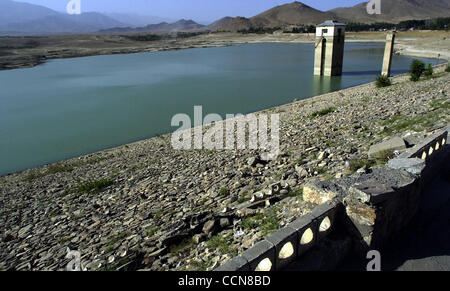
[0,31,449,70]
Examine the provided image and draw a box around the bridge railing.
[216,199,342,271]
[399,127,448,161]
[216,125,449,271]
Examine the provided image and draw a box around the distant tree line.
[124,31,207,42]
[345,17,450,32]
[237,27,282,34]
[237,25,315,34]
[283,25,316,34]
[0,39,40,49]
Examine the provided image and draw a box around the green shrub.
[409,59,425,81]
[424,64,434,78]
[445,64,450,73]
[375,74,391,88]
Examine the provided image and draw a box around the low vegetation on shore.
[376,75,392,88]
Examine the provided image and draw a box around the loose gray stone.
[193,234,207,244]
[18,224,32,239]
[295,165,308,178]
[219,218,230,228]
[202,220,217,234]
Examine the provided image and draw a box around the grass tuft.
[310,107,336,118]
[242,207,280,236]
[207,234,231,254]
[103,231,129,253]
[77,178,114,193]
[288,188,304,201]
[219,187,230,196]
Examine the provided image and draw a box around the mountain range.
[100,19,206,34]
[0,0,127,35]
[103,13,175,28]
[220,2,343,31]
[220,1,450,31]
[330,0,450,24]
[1,0,449,35]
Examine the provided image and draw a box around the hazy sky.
[20,0,368,23]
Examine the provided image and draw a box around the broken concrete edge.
[303,180,346,204]
[215,127,449,271]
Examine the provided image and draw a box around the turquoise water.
[0,42,441,175]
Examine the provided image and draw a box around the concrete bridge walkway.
[380,173,450,271]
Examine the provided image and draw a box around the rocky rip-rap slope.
[0,65,449,271]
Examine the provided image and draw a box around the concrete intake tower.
[314,20,346,76]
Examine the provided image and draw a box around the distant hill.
[331,0,450,24]
[144,19,205,32]
[100,19,206,34]
[0,13,127,35]
[206,17,233,31]
[105,13,175,27]
[219,17,255,32]
[0,0,58,25]
[250,2,343,27]
[0,0,127,35]
[219,2,346,31]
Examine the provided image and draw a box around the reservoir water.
[0,42,441,175]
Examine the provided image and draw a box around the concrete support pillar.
[381,31,396,77]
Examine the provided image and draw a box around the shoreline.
[1,31,449,71]
[0,57,448,178]
[1,63,446,179]
[1,63,448,179]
